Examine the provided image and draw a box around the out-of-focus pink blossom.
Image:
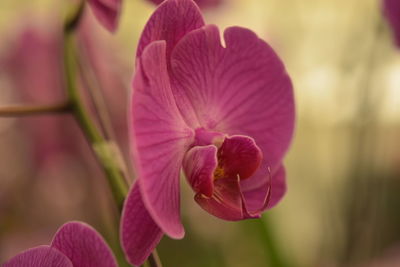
[3,19,129,168]
[120,0,295,265]
[3,27,78,167]
[3,222,117,267]
[88,0,122,32]
[383,0,400,47]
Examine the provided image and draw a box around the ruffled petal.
[171,25,294,196]
[137,0,205,61]
[121,183,164,266]
[219,135,262,180]
[131,41,193,238]
[2,246,73,267]
[195,177,244,220]
[51,222,117,267]
[183,145,218,197]
[88,0,121,32]
[183,143,243,220]
[383,0,400,47]
[184,135,267,220]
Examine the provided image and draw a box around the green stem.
[64,31,131,267]
[257,216,291,267]
[63,31,128,210]
[62,4,162,267]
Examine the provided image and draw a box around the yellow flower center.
[213,166,225,180]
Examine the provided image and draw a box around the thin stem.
[76,49,130,182]
[62,3,162,267]
[147,249,162,267]
[256,216,291,267]
[63,25,132,267]
[0,102,71,117]
[63,31,128,210]
[64,0,85,34]
[77,47,117,142]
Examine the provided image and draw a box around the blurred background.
[0,0,400,266]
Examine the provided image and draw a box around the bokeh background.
[1,0,399,266]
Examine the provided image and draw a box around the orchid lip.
[184,134,263,196]
[182,134,268,220]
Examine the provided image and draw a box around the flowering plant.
[120,0,294,265]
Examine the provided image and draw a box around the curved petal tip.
[121,183,164,266]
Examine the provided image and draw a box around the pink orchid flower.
[149,0,222,8]
[3,222,117,267]
[383,0,400,47]
[121,0,295,265]
[88,0,122,32]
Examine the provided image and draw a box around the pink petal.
[171,24,294,200]
[136,0,205,128]
[51,222,117,267]
[2,246,73,267]
[242,165,286,211]
[88,0,121,32]
[219,135,262,180]
[183,145,218,197]
[131,41,194,238]
[148,0,222,9]
[137,0,205,61]
[121,183,164,266]
[384,0,400,47]
[184,135,268,219]
[195,177,244,220]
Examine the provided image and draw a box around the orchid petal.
[384,0,400,47]
[268,165,286,208]
[185,135,266,219]
[2,246,73,267]
[51,222,117,267]
[171,25,294,197]
[137,0,205,61]
[242,165,286,212]
[88,0,121,32]
[131,40,193,238]
[195,177,243,220]
[121,183,164,266]
[183,145,218,197]
[136,0,205,128]
[219,135,262,180]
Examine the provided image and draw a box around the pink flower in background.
[3,27,78,167]
[88,0,122,32]
[383,0,400,47]
[121,0,294,265]
[149,0,222,8]
[3,222,117,267]
[2,19,129,167]
[4,28,64,103]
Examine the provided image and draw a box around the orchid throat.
[184,127,263,198]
